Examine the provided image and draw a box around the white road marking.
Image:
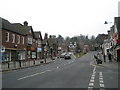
[99,75,103,78]
[93,66,96,72]
[18,69,52,80]
[99,72,102,75]
[99,72,105,89]
[88,87,93,90]
[99,78,103,80]
[100,84,104,88]
[90,79,94,83]
[91,77,95,80]
[89,83,94,86]
[88,66,96,89]
[46,70,52,72]
[57,66,59,69]
[100,80,104,83]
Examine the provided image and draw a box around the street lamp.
[104,21,112,24]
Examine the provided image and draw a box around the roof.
[2,18,19,34]
[2,18,33,36]
[12,23,32,35]
[34,31,43,40]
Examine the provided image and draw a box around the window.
[38,41,41,47]
[22,37,24,44]
[28,37,32,44]
[12,34,15,43]
[6,32,9,42]
[17,35,20,44]
[29,30,31,34]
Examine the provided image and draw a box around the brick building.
[1,18,39,61]
[2,18,27,61]
[34,31,43,59]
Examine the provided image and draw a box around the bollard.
[8,62,9,68]
[33,60,35,65]
[19,60,21,67]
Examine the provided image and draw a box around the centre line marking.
[17,69,52,80]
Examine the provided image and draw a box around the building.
[114,17,120,61]
[34,31,43,59]
[95,34,108,51]
[1,18,41,61]
[1,18,27,61]
[13,21,37,60]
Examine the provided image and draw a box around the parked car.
[64,54,71,60]
[60,53,66,58]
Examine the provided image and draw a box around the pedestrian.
[103,54,106,62]
[108,52,112,62]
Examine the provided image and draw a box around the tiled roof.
[2,18,33,36]
[34,31,42,40]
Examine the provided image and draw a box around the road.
[2,51,119,89]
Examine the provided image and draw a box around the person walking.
[103,54,106,62]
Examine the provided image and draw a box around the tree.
[57,35,64,43]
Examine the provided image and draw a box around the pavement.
[91,52,119,69]
[0,57,56,72]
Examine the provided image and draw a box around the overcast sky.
[0,0,119,38]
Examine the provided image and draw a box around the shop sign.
[37,48,42,52]
[31,47,35,51]
[1,46,5,52]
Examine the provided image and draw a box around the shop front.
[115,46,120,62]
[27,46,37,60]
[2,48,26,61]
[37,48,42,59]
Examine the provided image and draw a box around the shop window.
[32,52,36,59]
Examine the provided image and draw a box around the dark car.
[64,54,71,59]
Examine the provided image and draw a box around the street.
[2,51,119,89]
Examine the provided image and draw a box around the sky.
[0,0,119,38]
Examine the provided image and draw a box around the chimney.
[23,21,28,26]
[107,30,110,40]
[44,33,48,39]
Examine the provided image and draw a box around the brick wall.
[2,29,27,50]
